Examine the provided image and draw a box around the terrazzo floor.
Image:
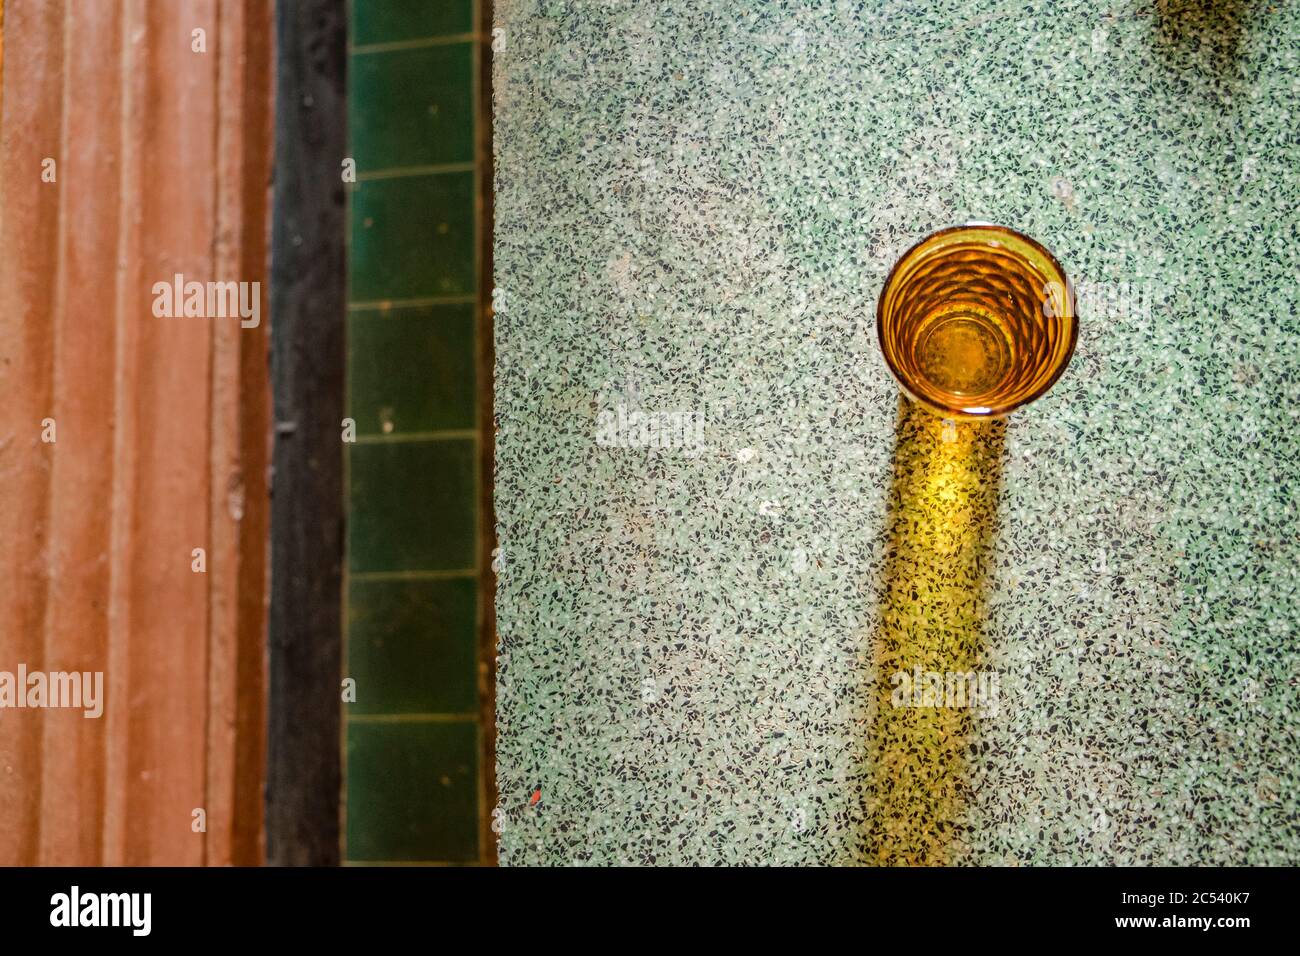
[492,0,1300,864]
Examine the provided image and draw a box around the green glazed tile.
[350,172,476,302]
[346,721,479,862]
[348,576,479,714]
[350,44,474,170]
[349,303,476,434]
[353,0,474,46]
[349,438,476,572]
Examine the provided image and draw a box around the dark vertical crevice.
[266,0,347,866]
[475,0,499,868]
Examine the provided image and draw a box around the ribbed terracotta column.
[0,0,273,866]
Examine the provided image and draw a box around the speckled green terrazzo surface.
[492,0,1300,865]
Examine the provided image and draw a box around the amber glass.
[877,224,1077,418]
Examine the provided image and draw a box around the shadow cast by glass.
[865,399,1006,864]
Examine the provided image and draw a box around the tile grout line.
[344,860,478,867]
[349,294,477,311]
[353,429,477,444]
[356,161,475,182]
[351,33,481,55]
[348,713,478,724]
[350,568,477,582]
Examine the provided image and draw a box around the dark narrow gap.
[476,0,500,866]
[266,0,349,867]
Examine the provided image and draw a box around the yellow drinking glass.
[876,223,1077,418]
